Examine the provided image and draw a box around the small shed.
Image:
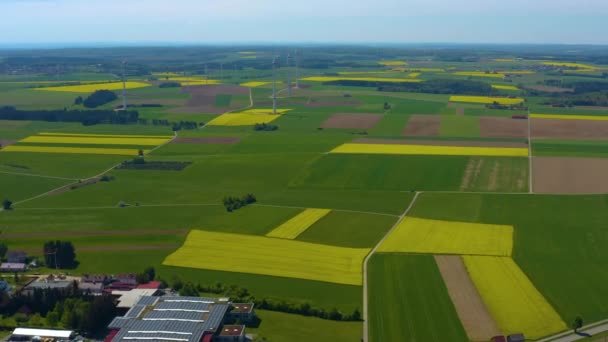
[216,325,245,342]
[0,262,26,272]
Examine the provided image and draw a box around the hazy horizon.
[2,0,608,45]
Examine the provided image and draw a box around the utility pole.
[295,49,301,89]
[287,53,293,97]
[272,57,278,114]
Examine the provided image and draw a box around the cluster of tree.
[82,90,118,108]
[43,240,77,269]
[376,79,494,95]
[135,266,156,284]
[3,199,12,210]
[383,102,391,110]
[171,279,361,322]
[0,243,7,259]
[253,123,278,131]
[118,158,192,171]
[223,194,256,212]
[159,82,181,88]
[0,286,116,335]
[0,106,139,126]
[172,121,199,131]
[485,102,529,111]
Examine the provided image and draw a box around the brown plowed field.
[172,137,241,144]
[531,119,608,139]
[533,157,608,194]
[480,117,528,139]
[435,255,501,341]
[320,113,383,129]
[353,138,527,148]
[170,85,249,114]
[0,139,17,147]
[403,115,441,136]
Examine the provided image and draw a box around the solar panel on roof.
[162,296,215,303]
[154,301,209,312]
[137,296,160,306]
[143,310,204,322]
[125,305,146,318]
[108,317,130,329]
[205,304,228,331]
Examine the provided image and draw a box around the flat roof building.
[216,325,245,342]
[107,296,229,342]
[9,328,75,341]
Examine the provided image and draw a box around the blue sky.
[1,0,607,44]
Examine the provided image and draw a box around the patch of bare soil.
[0,140,17,148]
[128,98,187,106]
[354,138,527,148]
[435,255,502,341]
[531,119,608,139]
[403,115,441,136]
[533,157,608,194]
[2,229,187,239]
[320,113,383,129]
[480,117,528,139]
[460,158,484,191]
[172,137,241,144]
[170,85,249,114]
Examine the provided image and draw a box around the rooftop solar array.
[137,296,160,306]
[143,310,204,322]
[125,305,146,318]
[155,301,209,312]
[110,296,229,342]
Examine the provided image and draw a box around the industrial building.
[107,295,244,342]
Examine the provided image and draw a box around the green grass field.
[249,310,362,342]
[410,192,608,324]
[368,254,468,342]
[2,49,608,340]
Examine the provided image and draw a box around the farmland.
[1,44,608,341]
[163,230,369,286]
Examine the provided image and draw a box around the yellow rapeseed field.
[240,81,272,87]
[408,72,421,78]
[163,230,369,286]
[329,143,529,157]
[1,145,145,156]
[494,58,516,62]
[408,68,445,72]
[453,72,506,78]
[266,208,331,239]
[39,132,173,138]
[378,217,513,256]
[206,109,291,126]
[238,51,256,55]
[463,256,567,339]
[35,81,150,92]
[449,95,524,105]
[491,84,520,91]
[531,113,608,121]
[378,61,407,66]
[542,61,598,70]
[337,71,390,75]
[20,136,171,146]
[301,76,422,83]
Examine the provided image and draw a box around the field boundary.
[528,109,533,193]
[362,191,420,342]
[10,131,178,208]
[0,170,78,181]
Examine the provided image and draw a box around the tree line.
[0,106,139,126]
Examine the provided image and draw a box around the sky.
[1,0,607,45]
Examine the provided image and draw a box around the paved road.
[539,320,608,342]
[361,191,420,342]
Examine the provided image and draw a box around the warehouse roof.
[109,296,229,342]
[12,328,74,339]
